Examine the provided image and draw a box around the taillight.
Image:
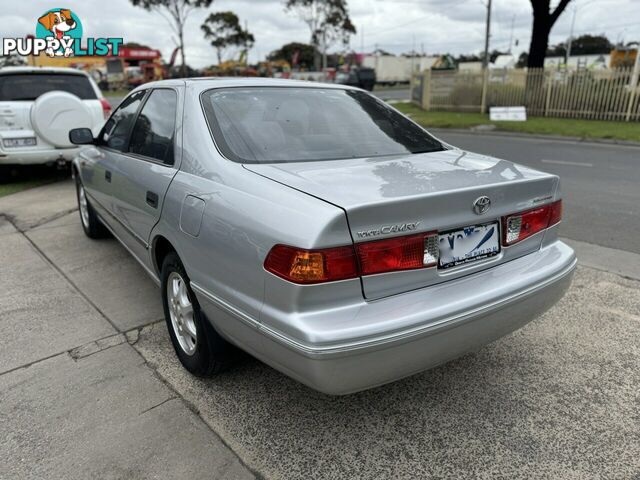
[502,200,562,246]
[356,232,438,275]
[264,244,358,284]
[99,98,112,120]
[265,232,439,284]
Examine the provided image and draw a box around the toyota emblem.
[473,196,491,215]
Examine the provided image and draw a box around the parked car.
[335,67,376,91]
[0,66,110,166]
[70,78,576,395]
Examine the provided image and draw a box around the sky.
[4,0,639,68]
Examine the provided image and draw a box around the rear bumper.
[198,240,576,395]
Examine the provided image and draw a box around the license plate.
[2,137,37,148]
[438,222,500,269]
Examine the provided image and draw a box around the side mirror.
[69,128,95,145]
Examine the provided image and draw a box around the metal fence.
[411,67,640,122]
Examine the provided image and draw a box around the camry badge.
[472,196,491,215]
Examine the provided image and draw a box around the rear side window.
[0,73,97,101]
[128,89,177,165]
[101,90,146,151]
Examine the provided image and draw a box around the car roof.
[0,66,89,76]
[136,76,361,92]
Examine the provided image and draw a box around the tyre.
[161,252,237,376]
[75,176,109,239]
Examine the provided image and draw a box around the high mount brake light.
[502,200,562,246]
[264,232,440,284]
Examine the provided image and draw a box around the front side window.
[128,89,177,165]
[201,87,443,163]
[101,90,146,151]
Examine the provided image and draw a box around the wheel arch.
[152,235,178,277]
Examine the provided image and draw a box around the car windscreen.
[201,87,444,163]
[0,73,97,101]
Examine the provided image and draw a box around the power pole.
[565,6,577,66]
[508,14,516,54]
[481,0,492,114]
[411,33,416,74]
[322,29,327,71]
[482,0,492,70]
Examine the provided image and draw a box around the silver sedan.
[69,78,576,395]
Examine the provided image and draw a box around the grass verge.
[0,180,50,198]
[0,166,68,198]
[393,103,640,143]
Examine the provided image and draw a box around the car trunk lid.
[246,149,559,299]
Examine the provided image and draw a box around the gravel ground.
[134,266,640,480]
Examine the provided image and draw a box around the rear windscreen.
[201,87,443,163]
[0,73,97,101]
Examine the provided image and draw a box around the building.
[544,53,610,70]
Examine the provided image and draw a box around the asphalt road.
[434,131,640,255]
[372,86,411,101]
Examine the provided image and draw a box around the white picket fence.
[412,67,640,122]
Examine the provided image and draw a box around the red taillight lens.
[548,199,562,227]
[265,232,440,284]
[264,244,358,284]
[99,98,112,120]
[356,232,438,275]
[502,200,562,246]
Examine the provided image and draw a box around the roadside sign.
[490,106,527,121]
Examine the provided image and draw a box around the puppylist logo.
[1,8,123,58]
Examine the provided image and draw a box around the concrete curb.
[561,237,640,282]
[429,128,640,148]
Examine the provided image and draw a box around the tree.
[121,42,151,49]
[201,12,254,65]
[373,48,393,56]
[527,0,573,69]
[516,52,529,68]
[284,0,356,70]
[547,35,612,58]
[0,54,26,67]
[268,42,317,68]
[566,34,613,56]
[130,0,214,77]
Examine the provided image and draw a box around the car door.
[81,89,147,220]
[109,87,180,267]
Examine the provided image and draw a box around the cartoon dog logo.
[37,9,77,57]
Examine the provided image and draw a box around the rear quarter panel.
[152,84,359,349]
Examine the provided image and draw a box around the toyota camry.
[69,78,576,395]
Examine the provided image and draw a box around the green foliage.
[547,34,613,57]
[268,42,317,68]
[0,54,26,67]
[130,0,214,75]
[131,0,213,8]
[284,0,356,49]
[201,12,254,64]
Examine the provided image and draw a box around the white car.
[0,66,111,166]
